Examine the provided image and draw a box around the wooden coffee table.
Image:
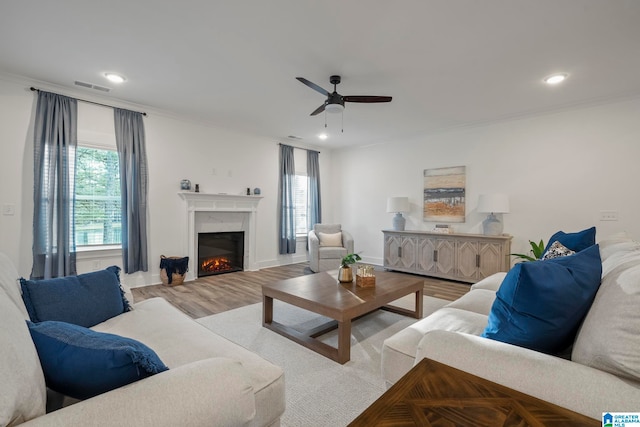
[349,358,599,426]
[262,270,423,364]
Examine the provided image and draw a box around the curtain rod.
[30,87,147,117]
[278,142,320,153]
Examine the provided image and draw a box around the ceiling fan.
[296,75,392,116]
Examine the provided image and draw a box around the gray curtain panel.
[31,91,78,279]
[114,108,149,273]
[278,144,296,254]
[307,150,322,231]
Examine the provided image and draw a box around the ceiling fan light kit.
[325,103,344,113]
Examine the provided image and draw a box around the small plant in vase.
[338,253,362,283]
[511,239,545,262]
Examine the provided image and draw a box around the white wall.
[330,97,640,265]
[0,76,332,285]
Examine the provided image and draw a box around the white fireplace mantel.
[178,192,263,280]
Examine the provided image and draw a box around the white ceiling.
[1,0,640,149]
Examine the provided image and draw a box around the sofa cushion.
[0,290,46,426]
[0,252,29,319]
[445,289,496,316]
[482,244,602,354]
[542,226,596,255]
[318,231,342,247]
[318,246,348,259]
[470,272,507,292]
[382,307,489,385]
[20,266,131,328]
[572,252,640,382]
[95,297,285,426]
[27,320,169,400]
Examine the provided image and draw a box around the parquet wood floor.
[131,262,470,319]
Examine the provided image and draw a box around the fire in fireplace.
[197,231,244,277]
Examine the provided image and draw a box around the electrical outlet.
[2,204,15,216]
[599,210,619,221]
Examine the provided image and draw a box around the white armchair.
[308,224,354,273]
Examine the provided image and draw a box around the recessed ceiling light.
[318,133,328,140]
[104,73,126,83]
[544,73,568,85]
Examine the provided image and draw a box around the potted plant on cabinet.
[338,253,362,283]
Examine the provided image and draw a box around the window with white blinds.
[75,146,121,246]
[294,174,309,236]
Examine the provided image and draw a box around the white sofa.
[381,234,640,420]
[0,253,285,427]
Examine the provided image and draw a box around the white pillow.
[318,232,342,247]
[572,260,640,382]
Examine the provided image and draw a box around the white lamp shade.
[477,194,510,214]
[387,197,410,213]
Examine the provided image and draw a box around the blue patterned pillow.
[21,266,131,328]
[482,244,602,354]
[27,320,168,400]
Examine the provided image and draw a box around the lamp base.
[482,213,503,236]
[392,213,406,231]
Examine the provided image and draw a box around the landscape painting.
[424,166,466,223]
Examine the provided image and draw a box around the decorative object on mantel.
[424,166,466,223]
[356,264,376,288]
[338,253,362,283]
[477,193,510,235]
[159,255,189,286]
[246,188,251,195]
[387,197,410,231]
[180,179,191,190]
[432,224,451,234]
[194,184,200,193]
[253,188,261,195]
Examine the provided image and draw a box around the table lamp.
[477,194,509,235]
[387,197,410,231]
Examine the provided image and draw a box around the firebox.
[197,231,244,277]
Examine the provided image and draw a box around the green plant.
[511,240,545,262]
[340,253,362,268]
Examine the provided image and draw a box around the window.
[75,146,121,247]
[293,174,308,236]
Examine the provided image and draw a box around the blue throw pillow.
[482,244,602,354]
[542,226,596,256]
[21,266,131,328]
[27,320,168,400]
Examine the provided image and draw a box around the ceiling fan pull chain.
[341,111,344,133]
[324,111,327,128]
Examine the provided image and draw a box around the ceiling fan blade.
[310,103,326,116]
[296,77,330,96]
[343,95,392,103]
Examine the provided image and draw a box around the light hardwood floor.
[131,262,471,319]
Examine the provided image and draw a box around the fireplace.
[197,232,244,277]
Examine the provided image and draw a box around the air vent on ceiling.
[74,81,111,92]
[287,135,303,140]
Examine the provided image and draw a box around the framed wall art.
[423,166,466,223]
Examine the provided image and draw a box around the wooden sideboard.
[382,230,512,283]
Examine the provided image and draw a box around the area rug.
[196,295,449,427]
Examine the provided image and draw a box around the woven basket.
[356,274,376,288]
[159,255,188,286]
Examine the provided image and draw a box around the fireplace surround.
[179,192,262,281]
